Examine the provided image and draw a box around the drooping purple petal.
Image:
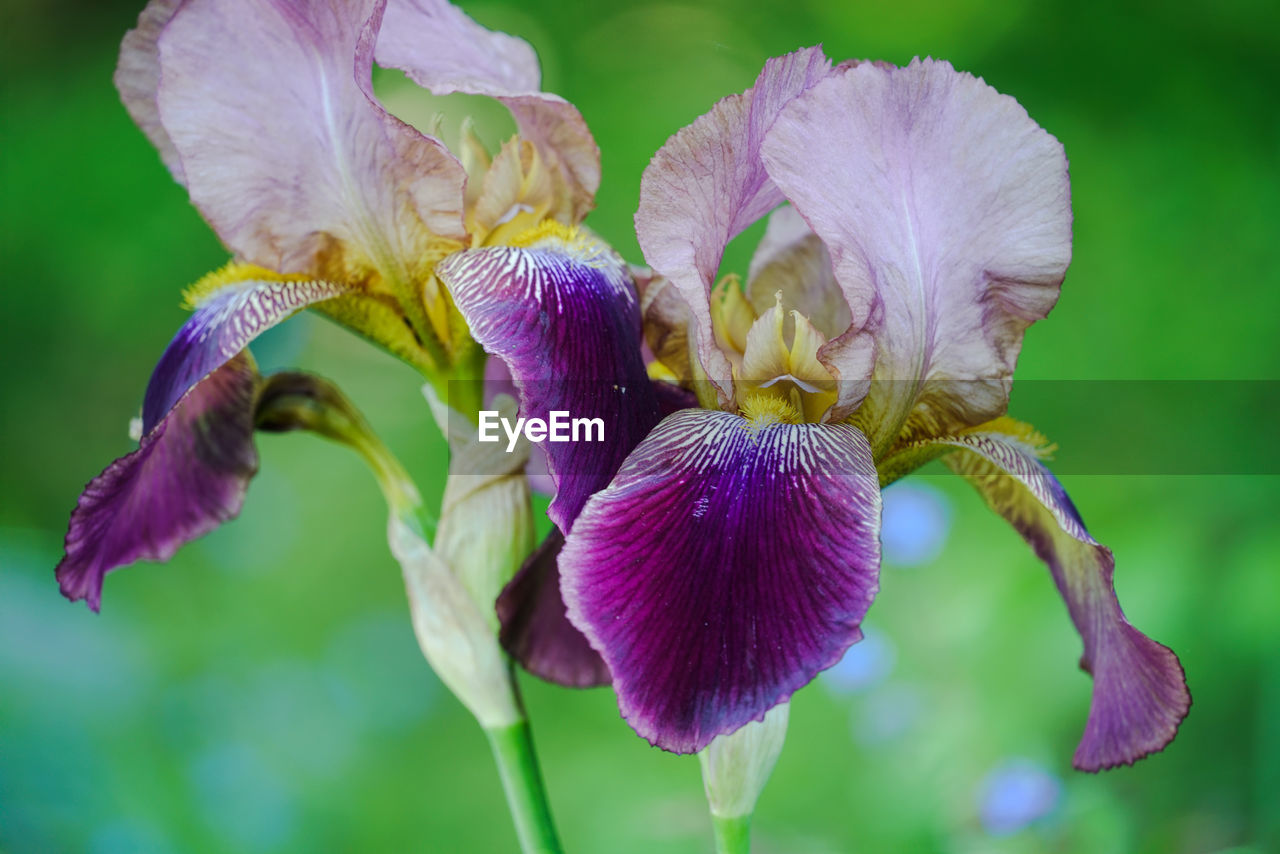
[491,369,699,689]
[438,232,663,686]
[924,423,1189,770]
[142,276,347,433]
[376,0,600,220]
[485,354,782,719]
[496,530,610,687]
[760,59,1072,455]
[115,0,185,182]
[436,231,662,530]
[635,47,833,405]
[155,0,467,277]
[560,409,881,753]
[57,353,260,612]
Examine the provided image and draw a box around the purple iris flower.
[461,47,1189,773]
[57,0,610,611]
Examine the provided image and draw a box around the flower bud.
[698,702,790,820]
[390,516,522,729]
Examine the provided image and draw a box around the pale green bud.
[698,702,790,820]
[259,375,533,730]
[433,394,535,630]
[390,390,535,728]
[390,515,522,729]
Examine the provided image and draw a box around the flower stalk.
[709,815,752,854]
[260,376,562,852]
[697,703,790,854]
[486,716,563,854]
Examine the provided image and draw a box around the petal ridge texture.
[561,409,881,752]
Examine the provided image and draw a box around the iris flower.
[56,0,610,612]
[464,47,1190,774]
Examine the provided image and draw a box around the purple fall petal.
[561,409,881,753]
[484,366,694,688]
[376,0,601,219]
[635,47,833,404]
[482,353,691,501]
[142,277,347,432]
[155,0,467,274]
[933,426,1189,770]
[57,353,261,612]
[437,234,661,530]
[439,234,664,685]
[761,58,1072,452]
[496,530,610,687]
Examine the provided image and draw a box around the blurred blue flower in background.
[880,482,952,568]
[978,758,1063,835]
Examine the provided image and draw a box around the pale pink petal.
[115,0,185,183]
[635,47,832,407]
[761,58,1071,455]
[155,0,467,278]
[377,0,600,220]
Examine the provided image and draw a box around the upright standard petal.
[561,409,881,753]
[115,0,185,182]
[376,0,600,220]
[142,271,348,432]
[57,353,260,612]
[437,227,661,529]
[888,420,1189,770]
[761,59,1072,455]
[155,0,467,280]
[636,47,832,405]
[744,205,850,340]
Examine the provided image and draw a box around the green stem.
[485,718,562,854]
[711,814,752,854]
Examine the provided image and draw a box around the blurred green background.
[2,0,1278,852]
